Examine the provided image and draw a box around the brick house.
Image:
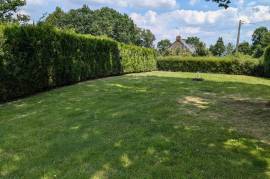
[168,36,196,55]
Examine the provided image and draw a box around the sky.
[22,0,270,46]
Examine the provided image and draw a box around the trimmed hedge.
[119,43,156,73]
[264,46,270,77]
[157,56,262,76]
[0,24,156,102]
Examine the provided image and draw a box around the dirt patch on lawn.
[219,98,270,144]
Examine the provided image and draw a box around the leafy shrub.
[0,24,156,102]
[119,43,156,73]
[264,46,270,77]
[157,56,261,76]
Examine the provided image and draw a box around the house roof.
[169,36,196,54]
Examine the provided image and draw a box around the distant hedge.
[0,24,156,102]
[157,56,263,76]
[264,46,270,77]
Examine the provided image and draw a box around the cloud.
[130,5,270,45]
[85,0,177,9]
[189,0,199,6]
[249,5,270,23]
[131,8,238,27]
[237,0,245,5]
[26,0,44,5]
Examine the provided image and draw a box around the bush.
[157,56,261,76]
[119,43,156,73]
[0,24,156,102]
[264,46,270,77]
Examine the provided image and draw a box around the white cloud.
[237,0,244,5]
[87,0,177,8]
[131,8,238,26]
[130,5,270,45]
[26,0,44,5]
[249,5,270,23]
[189,0,199,6]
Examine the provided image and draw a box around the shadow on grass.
[0,75,270,178]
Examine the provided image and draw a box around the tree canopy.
[157,39,172,56]
[210,37,225,56]
[0,0,29,22]
[206,0,231,9]
[238,42,252,55]
[225,42,234,55]
[251,27,269,58]
[186,36,208,56]
[44,6,155,48]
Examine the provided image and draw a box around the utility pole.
[235,20,244,53]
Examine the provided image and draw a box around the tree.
[157,39,171,56]
[0,0,29,22]
[44,6,155,47]
[136,29,156,48]
[262,32,270,47]
[210,37,225,56]
[44,7,66,27]
[225,42,234,55]
[251,27,269,58]
[186,37,200,46]
[186,36,208,56]
[238,42,252,55]
[206,0,231,9]
[252,27,268,47]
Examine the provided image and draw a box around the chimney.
[176,35,181,42]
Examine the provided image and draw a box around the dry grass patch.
[178,96,210,109]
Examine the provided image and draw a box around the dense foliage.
[264,46,270,77]
[186,36,208,56]
[225,42,234,55]
[0,25,156,102]
[0,0,29,23]
[238,42,252,55]
[157,39,172,56]
[252,27,269,58]
[119,43,156,73]
[209,37,225,56]
[157,56,262,76]
[206,0,231,8]
[44,6,155,48]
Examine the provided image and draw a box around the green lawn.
[0,71,270,178]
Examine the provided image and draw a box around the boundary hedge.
[157,56,263,76]
[264,46,270,77]
[0,24,156,102]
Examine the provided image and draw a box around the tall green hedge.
[119,43,156,73]
[0,24,156,102]
[264,46,270,77]
[157,56,262,76]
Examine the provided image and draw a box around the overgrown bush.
[264,46,270,77]
[157,56,261,76]
[0,24,156,102]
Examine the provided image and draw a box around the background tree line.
[42,5,156,48]
[157,26,270,58]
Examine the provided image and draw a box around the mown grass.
[0,71,270,178]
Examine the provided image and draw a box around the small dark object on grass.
[192,78,204,81]
[193,72,204,81]
[266,101,270,107]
